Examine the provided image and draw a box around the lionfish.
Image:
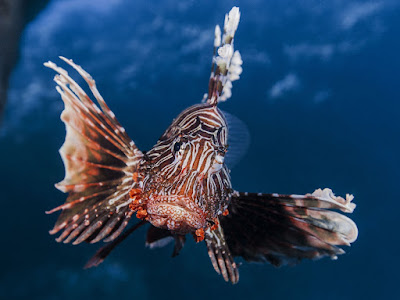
[45,7,358,284]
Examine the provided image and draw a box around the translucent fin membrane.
[222,110,250,169]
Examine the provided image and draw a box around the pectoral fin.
[45,57,144,245]
[219,189,358,266]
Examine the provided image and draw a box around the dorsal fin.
[205,7,243,106]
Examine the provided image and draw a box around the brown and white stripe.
[142,103,231,218]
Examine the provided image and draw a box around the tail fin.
[220,188,358,266]
[45,57,143,245]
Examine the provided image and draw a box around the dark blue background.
[1,0,399,299]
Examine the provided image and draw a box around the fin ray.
[220,189,358,266]
[205,225,239,284]
[45,58,143,244]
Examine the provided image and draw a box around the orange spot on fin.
[194,228,205,242]
[210,219,219,231]
[129,188,141,198]
[132,172,139,182]
[136,209,148,220]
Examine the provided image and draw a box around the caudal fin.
[220,188,358,266]
[45,57,143,245]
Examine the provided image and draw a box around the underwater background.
[0,0,399,299]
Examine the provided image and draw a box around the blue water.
[1,0,399,299]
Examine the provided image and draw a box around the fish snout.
[146,197,207,234]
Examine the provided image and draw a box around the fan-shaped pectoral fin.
[45,57,144,245]
[219,189,358,266]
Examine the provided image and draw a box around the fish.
[45,6,358,284]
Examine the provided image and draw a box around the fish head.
[141,103,232,234]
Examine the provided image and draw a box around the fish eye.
[173,142,182,152]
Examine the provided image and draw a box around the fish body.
[141,103,231,236]
[45,7,358,284]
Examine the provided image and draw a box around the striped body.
[136,103,232,234]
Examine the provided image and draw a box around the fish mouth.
[146,198,206,234]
